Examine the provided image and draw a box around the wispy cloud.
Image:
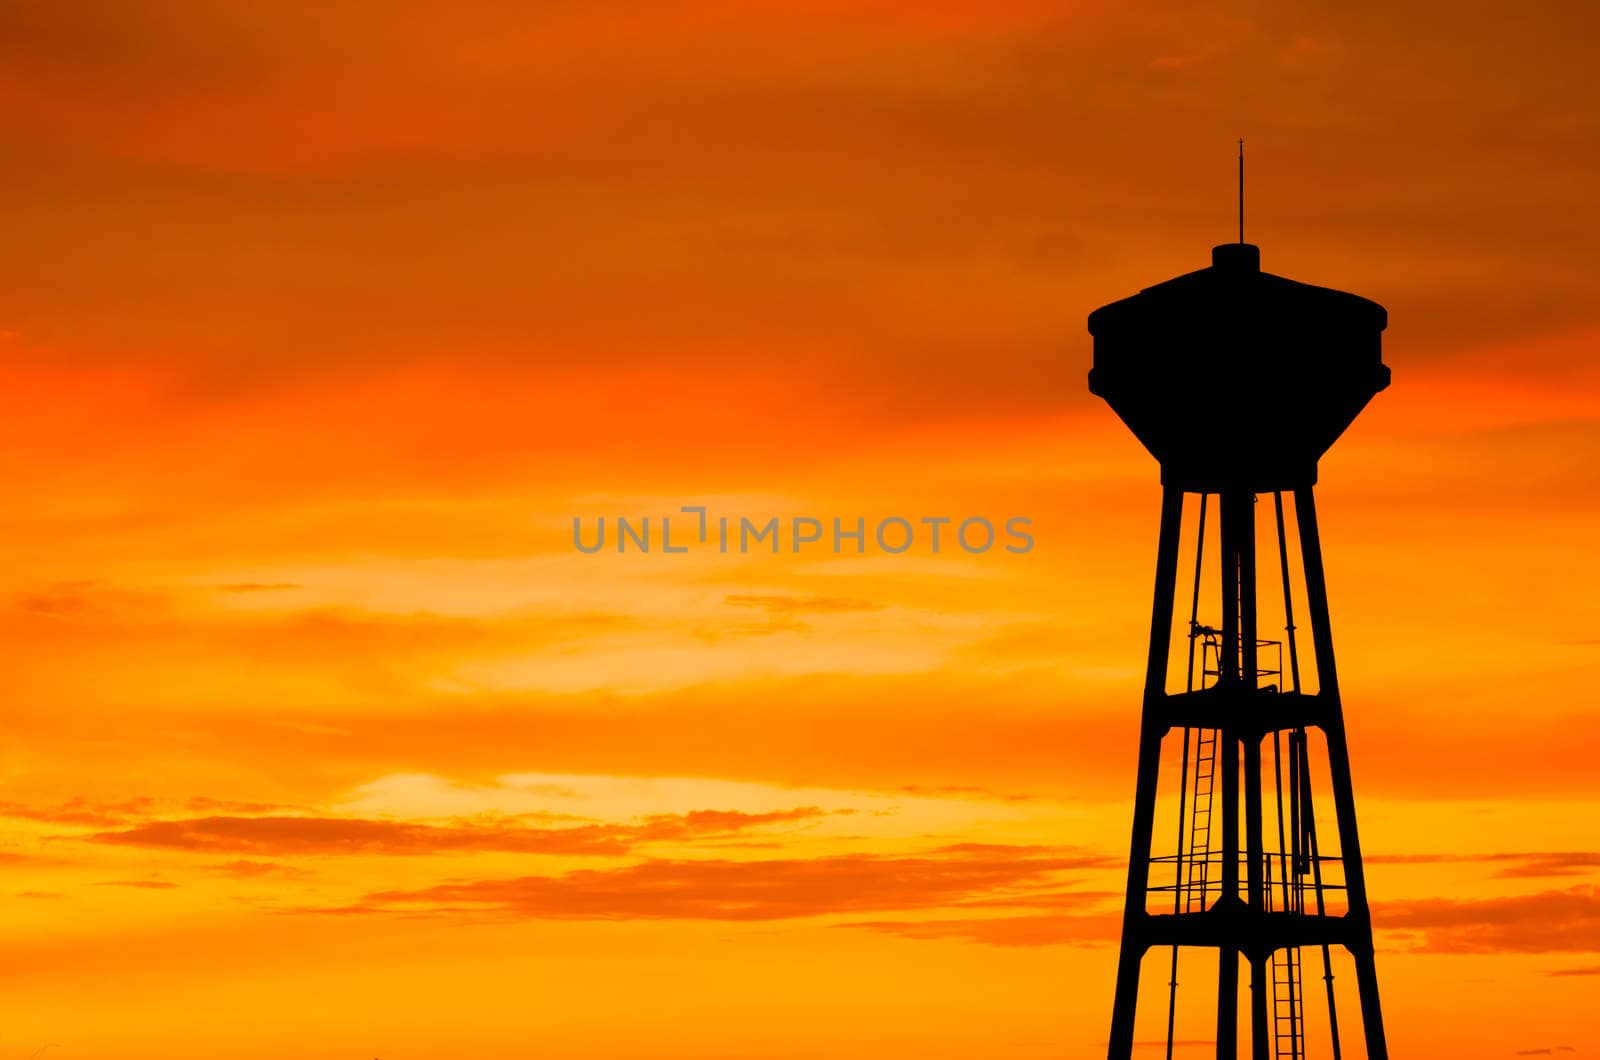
[0,797,156,828]
[308,844,1110,922]
[205,859,311,879]
[1379,887,1600,954]
[723,594,883,615]
[88,807,838,857]
[842,911,1118,948]
[1367,851,1600,879]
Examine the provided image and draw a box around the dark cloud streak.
[87,807,839,857]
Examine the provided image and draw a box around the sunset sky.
[1,1,1598,1057]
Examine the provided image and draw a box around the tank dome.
[1087,244,1389,491]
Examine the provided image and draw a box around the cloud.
[723,594,883,615]
[184,796,301,815]
[0,796,156,828]
[205,859,311,879]
[318,844,1108,922]
[633,807,850,840]
[842,912,1119,948]
[50,675,1144,801]
[1469,852,1600,879]
[0,795,308,829]
[90,815,630,856]
[710,593,887,638]
[1378,887,1600,954]
[0,586,650,692]
[88,807,835,857]
[1146,54,1207,72]
[11,582,165,620]
[897,784,1034,803]
[1366,851,1600,879]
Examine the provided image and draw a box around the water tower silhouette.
[1087,172,1391,1059]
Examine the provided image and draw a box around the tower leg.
[1108,487,1184,1060]
[1327,719,1388,1058]
[1245,736,1268,1060]
[1214,716,1241,1060]
[1249,954,1269,1060]
[1294,488,1389,1060]
[1216,946,1238,1059]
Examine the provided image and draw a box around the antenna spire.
[1237,138,1245,244]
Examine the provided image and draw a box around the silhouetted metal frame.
[1104,484,1390,1060]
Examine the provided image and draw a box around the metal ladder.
[1271,944,1306,1059]
[1265,839,1306,1059]
[1183,728,1218,912]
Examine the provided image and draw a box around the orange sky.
[1,2,1598,1057]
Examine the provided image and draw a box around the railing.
[1146,851,1346,912]
[1192,622,1285,692]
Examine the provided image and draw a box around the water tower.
[1087,167,1391,1059]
